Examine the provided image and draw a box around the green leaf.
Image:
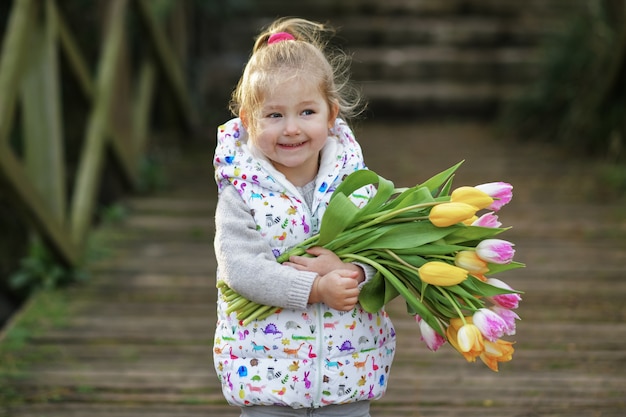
[317,193,360,245]
[445,283,483,301]
[377,253,427,268]
[319,170,395,245]
[408,243,471,256]
[464,275,524,296]
[330,170,396,219]
[333,231,385,255]
[381,186,435,212]
[331,169,381,200]
[444,225,508,244]
[416,161,464,196]
[487,261,526,275]
[357,176,396,219]
[438,174,455,197]
[358,272,385,312]
[366,222,457,249]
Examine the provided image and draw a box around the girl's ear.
[240,108,248,129]
[328,100,340,128]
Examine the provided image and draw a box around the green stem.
[237,299,264,318]
[356,202,440,231]
[380,216,429,224]
[242,305,279,326]
[427,255,456,262]
[383,249,422,274]
[436,286,467,325]
[340,253,438,326]
[225,297,251,315]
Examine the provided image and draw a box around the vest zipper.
[314,302,325,407]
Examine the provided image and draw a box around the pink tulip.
[415,315,446,351]
[473,308,507,342]
[486,278,521,309]
[472,212,502,228]
[491,306,520,336]
[476,239,515,264]
[475,182,513,211]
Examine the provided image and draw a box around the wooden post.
[132,59,157,161]
[0,0,36,144]
[50,0,95,100]
[20,0,67,223]
[0,145,78,266]
[0,0,77,266]
[134,0,198,131]
[70,0,128,246]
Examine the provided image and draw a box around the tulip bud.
[480,339,515,372]
[418,261,468,286]
[415,315,446,351]
[476,239,515,264]
[475,182,513,211]
[446,320,482,362]
[451,186,494,210]
[456,323,484,353]
[429,202,477,227]
[455,251,489,274]
[491,306,520,336]
[486,278,521,309]
[473,308,507,342]
[471,212,502,228]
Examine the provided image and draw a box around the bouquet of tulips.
[217,161,524,371]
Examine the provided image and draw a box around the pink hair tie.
[268,32,295,44]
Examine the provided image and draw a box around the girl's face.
[248,77,338,186]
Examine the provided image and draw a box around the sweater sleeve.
[214,185,317,310]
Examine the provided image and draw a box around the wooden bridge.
[2,120,625,416]
[1,0,626,416]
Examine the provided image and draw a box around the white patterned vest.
[213,118,396,409]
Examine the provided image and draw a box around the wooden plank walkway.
[1,121,625,416]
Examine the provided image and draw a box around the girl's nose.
[283,117,300,136]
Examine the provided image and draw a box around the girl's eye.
[302,109,315,116]
[267,112,282,118]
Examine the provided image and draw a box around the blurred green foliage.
[9,239,89,296]
[501,1,625,163]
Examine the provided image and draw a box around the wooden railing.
[0,0,197,267]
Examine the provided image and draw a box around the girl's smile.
[249,77,338,186]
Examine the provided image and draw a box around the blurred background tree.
[500,0,625,165]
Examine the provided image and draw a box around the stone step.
[351,46,541,83]
[360,80,521,117]
[215,15,561,52]
[200,1,584,118]
[333,16,562,48]
[235,0,584,19]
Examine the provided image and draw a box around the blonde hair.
[230,18,363,136]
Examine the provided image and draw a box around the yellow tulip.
[458,323,484,352]
[449,317,467,331]
[462,215,478,226]
[451,186,494,210]
[446,321,484,362]
[418,261,468,286]
[429,202,477,227]
[454,251,489,274]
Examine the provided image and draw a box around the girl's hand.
[309,270,360,311]
[285,247,365,283]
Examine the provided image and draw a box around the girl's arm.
[214,185,317,310]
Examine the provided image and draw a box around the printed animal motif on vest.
[213,118,396,408]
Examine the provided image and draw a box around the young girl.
[213,18,396,417]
